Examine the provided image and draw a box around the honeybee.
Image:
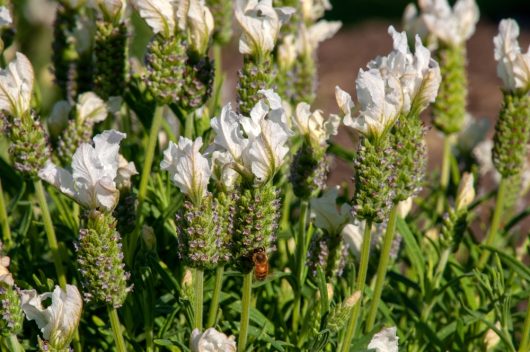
[252,247,269,281]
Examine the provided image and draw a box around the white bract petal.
[0,52,34,117]
[368,326,399,352]
[300,0,331,23]
[39,130,124,211]
[210,149,239,190]
[185,0,214,55]
[293,102,338,147]
[335,86,354,116]
[161,137,211,203]
[76,92,108,124]
[493,19,530,92]
[299,20,341,58]
[419,0,479,46]
[0,6,12,27]
[134,0,176,37]
[310,186,351,235]
[210,103,248,163]
[235,0,294,57]
[190,328,237,352]
[115,154,138,190]
[277,34,297,71]
[0,255,14,286]
[341,222,364,258]
[20,285,83,350]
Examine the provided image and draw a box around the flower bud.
[190,328,236,352]
[455,173,475,211]
[142,225,157,252]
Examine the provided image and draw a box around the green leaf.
[396,217,425,283]
[483,245,530,282]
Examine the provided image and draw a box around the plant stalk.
[107,305,127,352]
[207,266,224,328]
[6,334,23,352]
[366,206,398,331]
[194,268,204,330]
[127,105,164,262]
[184,109,194,139]
[292,200,309,332]
[0,179,12,244]
[478,178,507,269]
[340,219,373,352]
[238,272,253,352]
[520,300,530,352]
[34,180,67,289]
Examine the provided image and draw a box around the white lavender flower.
[182,0,215,55]
[116,154,138,190]
[0,255,14,286]
[493,19,530,92]
[75,92,108,124]
[235,0,294,58]
[337,26,440,138]
[292,102,340,147]
[418,0,479,47]
[190,328,236,352]
[210,89,292,183]
[310,186,351,235]
[300,0,331,23]
[161,136,212,204]
[367,326,399,352]
[38,130,127,212]
[0,52,34,118]
[20,285,83,350]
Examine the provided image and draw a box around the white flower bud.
[292,102,339,147]
[76,92,108,124]
[20,285,83,350]
[310,186,351,235]
[184,0,215,56]
[0,52,34,118]
[396,197,413,218]
[455,172,475,211]
[341,222,364,258]
[0,255,14,286]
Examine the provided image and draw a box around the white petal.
[310,186,350,235]
[210,103,247,162]
[0,6,12,27]
[341,222,364,258]
[39,161,76,199]
[134,0,175,36]
[20,290,54,340]
[0,52,34,116]
[335,86,354,116]
[190,328,237,352]
[368,327,399,352]
[186,0,214,55]
[76,92,108,123]
[235,0,281,56]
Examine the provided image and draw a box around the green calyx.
[93,21,127,100]
[8,112,51,179]
[144,34,187,106]
[352,136,395,223]
[233,183,280,272]
[0,284,24,337]
[390,115,427,202]
[237,55,273,116]
[290,142,329,199]
[432,44,468,134]
[492,93,530,178]
[440,208,468,252]
[175,194,230,270]
[76,211,130,308]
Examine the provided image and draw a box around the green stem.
[519,299,530,352]
[365,206,398,331]
[34,180,67,289]
[184,109,194,139]
[0,179,12,244]
[6,334,23,352]
[292,200,309,332]
[193,268,204,330]
[478,178,507,269]
[207,266,224,328]
[340,219,373,352]
[127,105,164,263]
[238,272,252,352]
[107,305,127,352]
[437,134,455,214]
